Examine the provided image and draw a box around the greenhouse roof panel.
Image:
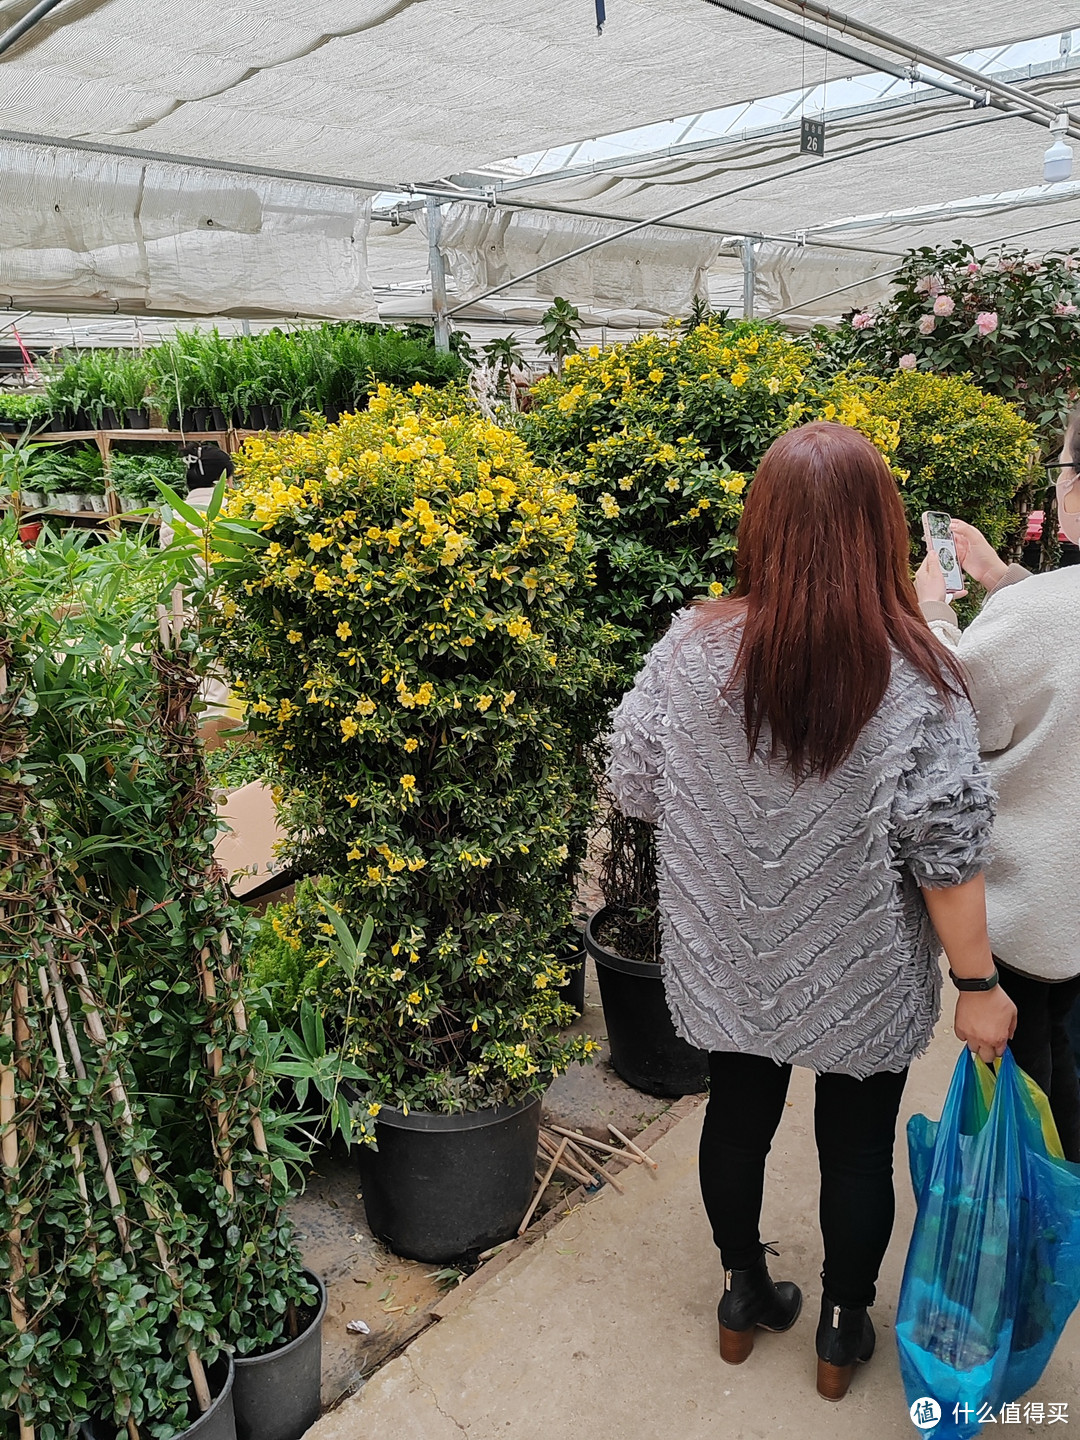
[0,0,1077,182]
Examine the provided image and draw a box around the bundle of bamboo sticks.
[517,1122,659,1235]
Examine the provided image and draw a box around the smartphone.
[922,511,966,599]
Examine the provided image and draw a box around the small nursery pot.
[54,492,84,512]
[586,907,708,1099]
[357,1094,542,1262]
[211,406,228,430]
[124,406,150,429]
[82,1355,235,1440]
[100,407,118,430]
[232,1270,326,1440]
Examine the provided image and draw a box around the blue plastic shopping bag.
[896,1048,1080,1438]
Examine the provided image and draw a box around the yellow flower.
[404,737,419,752]
[475,694,493,712]
[313,571,333,593]
[356,697,376,716]
[391,968,405,981]
[708,581,725,597]
[344,792,360,807]
[399,774,416,791]
[249,700,271,716]
[406,855,427,871]
[598,493,621,519]
[730,370,748,388]
[406,991,422,1006]
[308,533,332,552]
[336,620,352,640]
[648,369,664,383]
[340,716,359,739]
[367,865,383,882]
[347,845,363,861]
[367,1103,381,1117]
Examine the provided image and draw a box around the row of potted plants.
[0,435,187,515]
[0,529,327,1440]
[10,324,466,435]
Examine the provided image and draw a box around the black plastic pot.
[193,406,211,430]
[562,945,587,1019]
[50,414,68,432]
[233,1270,325,1440]
[100,407,118,430]
[211,405,228,431]
[586,907,708,1098]
[124,406,150,429]
[82,1355,235,1440]
[246,405,268,430]
[357,1095,542,1262]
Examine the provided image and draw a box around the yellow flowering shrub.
[523,316,1029,688]
[218,385,607,1113]
[522,318,901,690]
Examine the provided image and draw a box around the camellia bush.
[215,385,608,1119]
[835,242,1080,438]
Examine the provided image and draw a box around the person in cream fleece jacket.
[915,429,1080,1160]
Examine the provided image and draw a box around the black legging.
[997,961,1080,1163]
[699,1051,909,1309]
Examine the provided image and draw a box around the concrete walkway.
[309,1021,1079,1440]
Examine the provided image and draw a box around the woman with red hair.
[607,421,1015,1400]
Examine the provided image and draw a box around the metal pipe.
[702,0,991,109]
[741,237,758,318]
[0,128,395,194]
[0,0,68,58]
[447,110,1010,316]
[425,196,451,352]
[755,0,1080,133]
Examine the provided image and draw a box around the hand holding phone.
[921,511,966,599]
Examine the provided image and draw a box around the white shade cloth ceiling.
[1,0,1080,320]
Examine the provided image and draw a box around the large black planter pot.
[82,1356,235,1440]
[586,907,708,1098]
[124,406,151,429]
[233,1270,326,1440]
[357,1095,542,1262]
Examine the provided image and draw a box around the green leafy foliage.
[0,527,313,1434]
[214,386,608,1115]
[110,446,187,505]
[828,241,1080,442]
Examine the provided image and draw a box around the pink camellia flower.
[975,311,999,337]
[918,315,936,336]
[933,294,955,317]
[1054,301,1078,317]
[898,353,917,371]
[851,311,875,330]
[914,275,942,296]
[965,261,980,274]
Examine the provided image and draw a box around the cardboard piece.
[214,780,288,898]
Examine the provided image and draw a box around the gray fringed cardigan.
[606,610,995,1077]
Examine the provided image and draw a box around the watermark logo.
[911,1398,942,1430]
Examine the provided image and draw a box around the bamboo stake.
[196,945,234,1198]
[547,1125,645,1162]
[518,1137,567,1235]
[560,1134,628,1195]
[35,966,141,1439]
[537,1133,595,1187]
[49,950,212,1414]
[608,1124,659,1171]
[1,995,33,1440]
[220,930,269,1159]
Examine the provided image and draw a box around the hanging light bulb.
[1044,113,1073,183]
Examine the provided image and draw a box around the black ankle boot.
[717,1247,802,1365]
[815,1292,875,1400]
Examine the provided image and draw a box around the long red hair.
[695,421,966,779]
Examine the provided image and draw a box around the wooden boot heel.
[816,1358,855,1401]
[719,1323,756,1364]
